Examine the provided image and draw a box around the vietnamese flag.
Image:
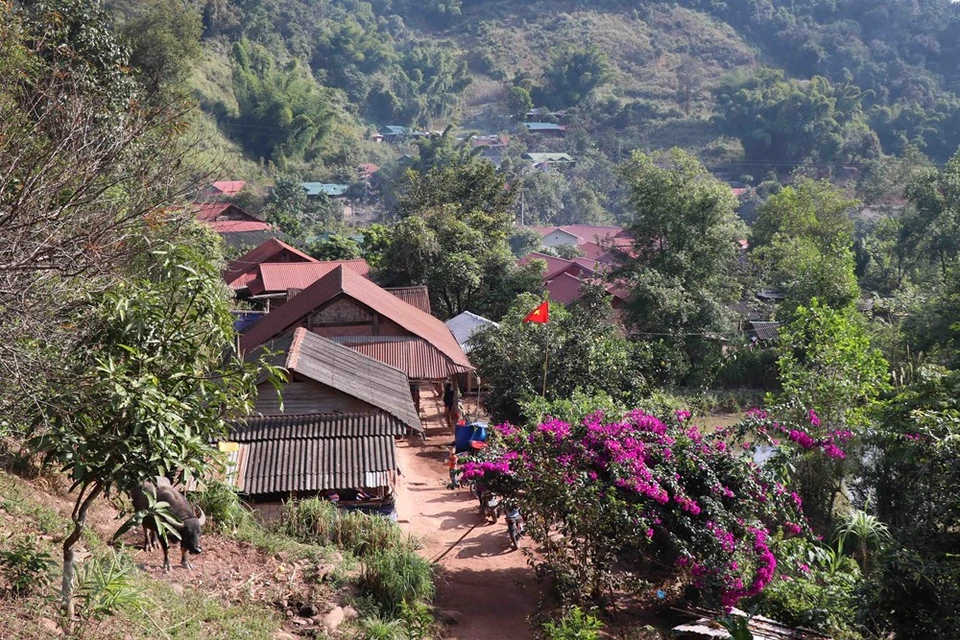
[523,300,549,324]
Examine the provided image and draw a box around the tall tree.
[30,237,279,621]
[0,1,199,414]
[751,178,860,318]
[615,149,746,376]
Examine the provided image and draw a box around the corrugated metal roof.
[219,230,289,250]
[330,335,470,381]
[210,180,246,195]
[384,286,432,314]
[239,266,473,373]
[445,311,497,353]
[206,220,272,233]
[302,183,350,197]
[194,202,264,223]
[748,321,781,341]
[248,260,372,295]
[223,414,400,496]
[253,329,421,430]
[674,607,825,639]
[230,412,409,439]
[524,152,575,163]
[522,122,566,132]
[545,272,584,305]
[223,238,318,289]
[518,252,597,280]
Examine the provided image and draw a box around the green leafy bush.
[74,552,144,623]
[542,606,604,640]
[191,481,252,533]
[0,536,55,597]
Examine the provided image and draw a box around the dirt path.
[394,395,540,640]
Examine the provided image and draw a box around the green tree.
[776,300,889,429]
[541,45,613,108]
[506,85,533,119]
[902,149,960,279]
[30,239,279,621]
[360,223,393,269]
[381,207,540,319]
[396,152,515,221]
[508,228,543,258]
[615,149,747,379]
[751,179,861,319]
[120,0,203,99]
[264,174,307,238]
[469,290,644,423]
[306,234,362,261]
[231,39,334,162]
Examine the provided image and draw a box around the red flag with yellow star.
[523,300,549,324]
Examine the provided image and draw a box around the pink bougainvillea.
[462,409,808,609]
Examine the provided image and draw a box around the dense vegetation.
[4,0,960,638]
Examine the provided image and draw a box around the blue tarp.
[455,422,489,453]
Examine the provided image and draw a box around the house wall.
[308,298,410,338]
[542,231,580,248]
[254,379,376,415]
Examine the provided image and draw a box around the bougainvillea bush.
[463,409,808,609]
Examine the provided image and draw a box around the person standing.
[447,449,459,489]
[443,381,457,429]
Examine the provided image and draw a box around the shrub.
[361,547,435,614]
[277,498,418,558]
[276,497,339,543]
[336,511,412,557]
[74,552,144,623]
[542,606,604,640]
[191,481,252,532]
[0,536,55,597]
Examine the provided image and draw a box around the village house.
[524,152,575,171]
[223,237,318,293]
[521,122,566,136]
[239,265,473,396]
[197,180,246,201]
[222,328,422,520]
[194,202,283,249]
[302,182,351,199]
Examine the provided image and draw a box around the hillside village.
[3,1,960,640]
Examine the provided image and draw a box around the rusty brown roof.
[384,285,431,314]
[224,413,401,496]
[239,266,472,372]
[329,335,467,381]
[247,260,371,295]
[223,238,318,289]
[254,329,421,431]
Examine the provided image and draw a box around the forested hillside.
[106,0,960,226]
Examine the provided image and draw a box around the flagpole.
[542,321,549,398]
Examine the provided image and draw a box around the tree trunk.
[61,483,103,629]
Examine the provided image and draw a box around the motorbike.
[505,507,524,550]
[479,492,501,523]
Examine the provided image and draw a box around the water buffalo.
[130,477,206,571]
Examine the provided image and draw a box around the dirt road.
[394,419,540,640]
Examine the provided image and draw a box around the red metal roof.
[358,163,380,179]
[384,286,431,314]
[207,220,273,233]
[545,272,584,305]
[239,266,472,373]
[210,180,246,195]
[331,336,465,381]
[223,238,318,289]
[518,252,597,280]
[247,260,371,295]
[194,202,263,223]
